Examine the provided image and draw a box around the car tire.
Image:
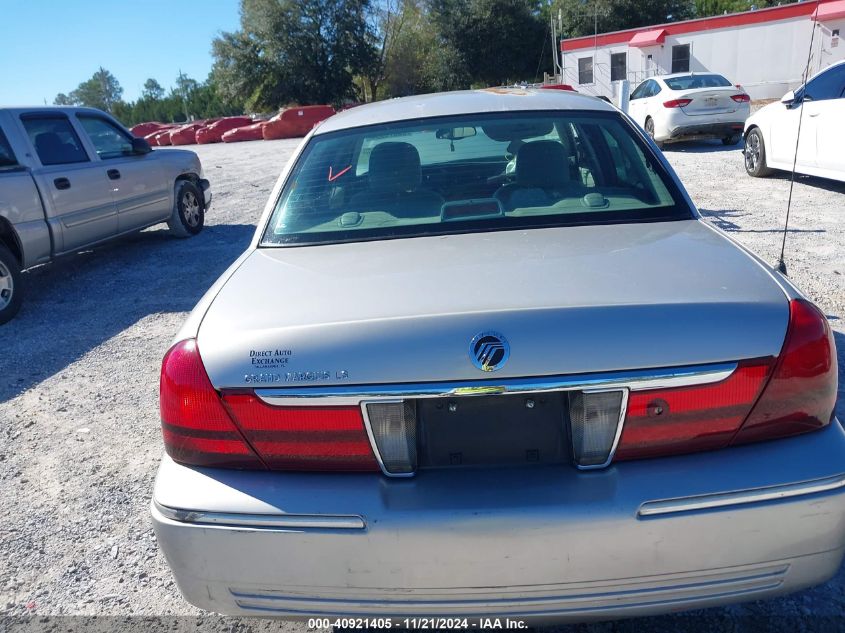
[744,128,773,177]
[0,243,23,325]
[645,118,664,150]
[722,134,741,146]
[168,180,205,238]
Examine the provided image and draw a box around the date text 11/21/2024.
[307,618,530,629]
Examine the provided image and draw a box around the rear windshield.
[664,74,732,90]
[261,111,692,246]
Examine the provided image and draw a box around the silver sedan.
[151,89,843,624]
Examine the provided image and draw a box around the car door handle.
[808,112,820,117]
[53,177,71,190]
[107,169,121,180]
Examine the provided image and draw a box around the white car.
[744,60,845,181]
[627,73,750,149]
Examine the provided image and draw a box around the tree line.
[208,0,553,111]
[54,67,241,127]
[53,0,801,126]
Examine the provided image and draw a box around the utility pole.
[99,67,111,113]
[551,12,557,79]
[561,6,567,81]
[177,69,190,121]
[551,7,564,80]
[594,3,598,50]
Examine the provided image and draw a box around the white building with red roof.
[560,0,845,100]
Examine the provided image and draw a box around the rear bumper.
[667,121,745,141]
[152,420,845,623]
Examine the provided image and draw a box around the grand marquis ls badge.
[469,331,510,372]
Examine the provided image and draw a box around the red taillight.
[614,361,772,461]
[733,299,837,445]
[222,394,380,472]
[663,98,692,108]
[614,299,837,462]
[731,93,751,103]
[159,339,379,471]
[160,339,264,468]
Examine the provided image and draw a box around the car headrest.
[516,140,570,189]
[368,142,421,194]
[35,132,65,161]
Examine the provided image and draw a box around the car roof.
[0,105,115,118]
[316,88,616,135]
[809,58,845,81]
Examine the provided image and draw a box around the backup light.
[568,390,625,468]
[364,401,418,476]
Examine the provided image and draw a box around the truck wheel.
[0,243,22,325]
[168,180,205,238]
[744,128,773,177]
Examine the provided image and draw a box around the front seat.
[350,142,443,218]
[495,140,571,210]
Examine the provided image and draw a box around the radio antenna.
[777,3,820,275]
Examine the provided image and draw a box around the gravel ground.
[1,135,843,632]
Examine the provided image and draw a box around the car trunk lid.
[197,219,788,389]
[675,88,741,116]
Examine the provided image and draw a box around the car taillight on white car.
[731,93,751,103]
[159,300,836,472]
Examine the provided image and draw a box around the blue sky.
[0,0,241,106]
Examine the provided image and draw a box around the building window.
[578,57,593,84]
[671,44,690,73]
[610,53,626,82]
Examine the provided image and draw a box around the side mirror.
[780,90,796,106]
[131,137,152,155]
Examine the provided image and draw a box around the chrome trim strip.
[256,362,736,407]
[360,399,416,479]
[638,474,845,518]
[574,388,629,471]
[153,501,366,530]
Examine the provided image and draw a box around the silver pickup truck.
[0,106,211,324]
